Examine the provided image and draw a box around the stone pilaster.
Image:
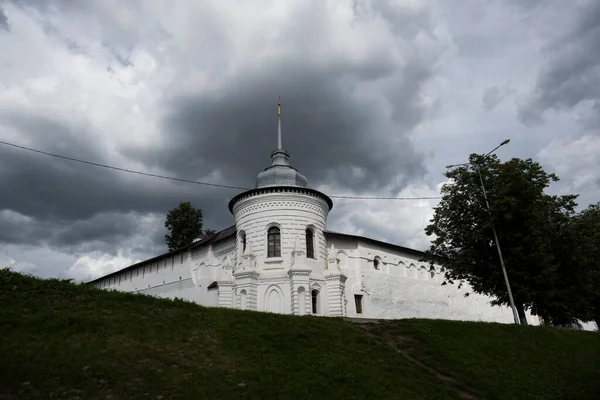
[217,255,234,308]
[288,236,312,315]
[324,244,347,317]
[233,270,260,310]
[232,243,260,310]
[217,281,234,308]
[325,273,347,316]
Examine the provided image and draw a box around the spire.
[277,97,282,150]
[254,97,309,189]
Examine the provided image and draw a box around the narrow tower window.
[306,228,315,259]
[267,227,281,257]
[311,289,319,314]
[240,231,247,252]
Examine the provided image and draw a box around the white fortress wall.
[92,233,236,307]
[327,232,538,325]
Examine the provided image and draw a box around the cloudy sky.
[1,0,598,282]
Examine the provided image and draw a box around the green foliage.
[164,201,212,251]
[1,268,598,399]
[567,202,600,326]
[424,154,579,324]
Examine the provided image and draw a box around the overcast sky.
[1,0,599,282]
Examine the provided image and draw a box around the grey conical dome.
[255,149,308,188]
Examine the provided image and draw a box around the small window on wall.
[267,227,281,257]
[306,228,315,259]
[373,257,381,270]
[354,294,363,314]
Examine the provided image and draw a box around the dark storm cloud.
[0,121,238,252]
[0,0,441,257]
[0,211,49,245]
[119,0,437,195]
[128,63,430,198]
[518,1,600,127]
[50,213,140,248]
[0,210,147,253]
[0,144,236,247]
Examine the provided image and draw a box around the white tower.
[228,98,340,315]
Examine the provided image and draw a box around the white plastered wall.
[93,236,236,308]
[327,234,540,325]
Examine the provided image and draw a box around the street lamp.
[446,139,521,325]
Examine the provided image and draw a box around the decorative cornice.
[259,276,289,284]
[288,267,312,277]
[233,270,260,280]
[325,273,348,283]
[233,199,329,220]
[229,186,333,214]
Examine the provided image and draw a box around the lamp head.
[500,139,510,146]
[446,162,470,169]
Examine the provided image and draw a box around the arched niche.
[419,265,428,280]
[265,285,284,314]
[336,251,348,270]
[310,283,322,315]
[190,262,205,287]
[409,263,418,279]
[397,261,406,277]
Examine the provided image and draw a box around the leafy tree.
[567,202,600,328]
[164,202,214,251]
[423,154,578,325]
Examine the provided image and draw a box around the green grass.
[364,318,600,400]
[0,268,598,399]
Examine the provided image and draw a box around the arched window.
[306,228,315,259]
[267,226,281,257]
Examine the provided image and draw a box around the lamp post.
[446,139,521,325]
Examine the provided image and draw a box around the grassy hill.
[1,269,598,400]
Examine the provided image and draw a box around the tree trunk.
[516,302,528,325]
